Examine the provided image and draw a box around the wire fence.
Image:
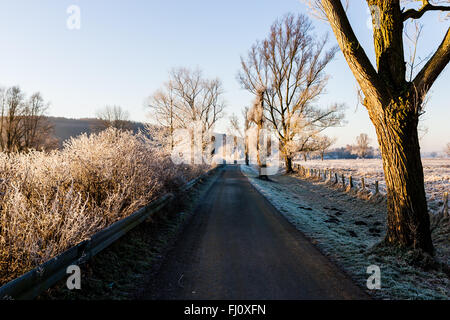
[292,163,449,217]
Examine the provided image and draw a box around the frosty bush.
[0,128,207,284]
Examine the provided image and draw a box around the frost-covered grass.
[294,158,449,215]
[0,128,206,285]
[241,165,449,300]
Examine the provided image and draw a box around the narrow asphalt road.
[142,165,368,300]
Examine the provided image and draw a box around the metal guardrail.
[0,166,220,300]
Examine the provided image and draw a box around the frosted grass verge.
[293,158,449,215]
[240,165,449,300]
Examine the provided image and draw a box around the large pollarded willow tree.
[238,14,345,173]
[309,0,450,254]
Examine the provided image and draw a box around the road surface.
[142,165,368,300]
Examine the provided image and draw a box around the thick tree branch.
[321,0,389,105]
[413,27,450,94]
[403,1,450,21]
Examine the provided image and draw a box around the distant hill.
[47,117,146,147]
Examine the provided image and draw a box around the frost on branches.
[0,127,207,284]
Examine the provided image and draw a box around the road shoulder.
[240,165,450,300]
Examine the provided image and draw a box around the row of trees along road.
[304,0,450,254]
[149,2,450,254]
[238,14,346,174]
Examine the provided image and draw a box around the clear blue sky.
[0,0,448,152]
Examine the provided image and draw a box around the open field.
[294,158,450,215]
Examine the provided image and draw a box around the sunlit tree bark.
[315,0,450,254]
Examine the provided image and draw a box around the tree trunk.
[320,0,449,255]
[371,101,433,254]
[256,127,262,168]
[190,129,195,166]
[245,135,249,165]
[170,125,174,151]
[284,156,293,173]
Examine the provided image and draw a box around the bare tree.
[315,135,336,161]
[354,133,371,159]
[148,83,178,150]
[295,134,317,161]
[238,13,345,173]
[1,86,25,152]
[242,107,251,165]
[0,87,7,151]
[305,0,450,253]
[229,114,242,138]
[96,105,131,131]
[22,93,55,151]
[149,67,226,163]
[247,87,266,174]
[229,107,252,165]
[169,68,225,138]
[0,86,55,152]
[228,113,242,162]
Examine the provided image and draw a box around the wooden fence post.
[341,174,345,188]
[349,175,353,189]
[335,173,338,184]
[361,177,365,190]
[375,181,379,194]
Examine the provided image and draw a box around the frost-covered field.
[294,158,450,215]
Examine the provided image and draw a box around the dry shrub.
[0,128,206,284]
